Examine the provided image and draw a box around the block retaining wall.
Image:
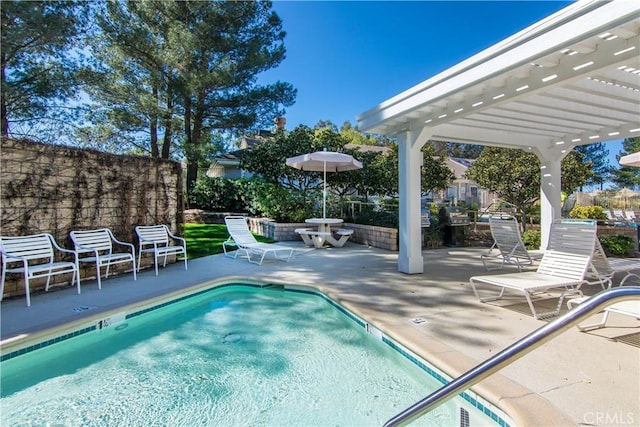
[246,218,399,251]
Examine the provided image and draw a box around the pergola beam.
[356,0,640,274]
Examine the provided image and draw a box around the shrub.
[188,177,246,212]
[352,210,398,228]
[521,230,541,250]
[243,180,313,222]
[189,177,315,222]
[422,214,441,241]
[599,235,635,257]
[569,205,607,220]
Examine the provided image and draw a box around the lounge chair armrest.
[49,238,76,256]
[110,238,136,251]
[51,244,79,262]
[168,233,186,245]
[104,229,134,251]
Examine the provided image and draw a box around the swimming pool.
[1,282,512,426]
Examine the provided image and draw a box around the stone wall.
[1,138,184,298]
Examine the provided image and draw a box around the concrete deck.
[1,243,639,426]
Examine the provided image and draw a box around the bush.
[242,179,313,222]
[188,177,246,212]
[521,230,541,250]
[188,177,315,222]
[599,235,635,257]
[569,205,607,220]
[352,210,398,228]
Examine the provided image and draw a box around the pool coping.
[308,280,577,427]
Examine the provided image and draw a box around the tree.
[421,144,455,195]
[466,147,591,228]
[610,137,640,190]
[241,125,328,201]
[242,124,393,214]
[340,121,381,146]
[172,1,296,193]
[430,140,483,158]
[1,0,88,139]
[82,1,296,194]
[338,121,395,198]
[575,142,610,190]
[80,0,179,157]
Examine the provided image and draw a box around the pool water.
[1,284,509,426]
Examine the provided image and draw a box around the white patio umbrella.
[285,149,363,218]
[619,152,640,167]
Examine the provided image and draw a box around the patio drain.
[614,332,640,348]
[409,317,428,325]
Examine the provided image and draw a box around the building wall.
[1,138,184,298]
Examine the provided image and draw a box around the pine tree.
[1,0,88,139]
[82,1,296,194]
[575,143,610,190]
[610,137,640,190]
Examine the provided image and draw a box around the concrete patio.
[1,242,639,426]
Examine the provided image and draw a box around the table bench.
[295,228,332,248]
[295,227,354,248]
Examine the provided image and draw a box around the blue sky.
[259,0,624,168]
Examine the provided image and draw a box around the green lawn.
[183,223,274,259]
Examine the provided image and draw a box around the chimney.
[274,117,286,132]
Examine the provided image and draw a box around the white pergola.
[356,0,640,274]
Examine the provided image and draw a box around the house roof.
[356,1,640,154]
[447,158,475,179]
[212,150,246,165]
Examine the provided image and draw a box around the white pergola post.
[534,146,569,249]
[397,127,432,274]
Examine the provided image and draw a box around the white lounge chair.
[613,209,625,221]
[135,225,187,275]
[223,216,294,265]
[624,210,637,222]
[1,233,79,307]
[575,300,640,331]
[470,221,597,319]
[566,238,640,311]
[586,237,640,288]
[550,219,615,290]
[481,216,543,271]
[604,209,616,225]
[70,228,137,289]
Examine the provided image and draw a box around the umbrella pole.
[323,161,327,218]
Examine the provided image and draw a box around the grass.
[183,223,274,260]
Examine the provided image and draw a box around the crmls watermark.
[583,411,636,426]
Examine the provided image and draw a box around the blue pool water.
[1,283,511,426]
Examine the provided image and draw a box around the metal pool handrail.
[384,286,640,427]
